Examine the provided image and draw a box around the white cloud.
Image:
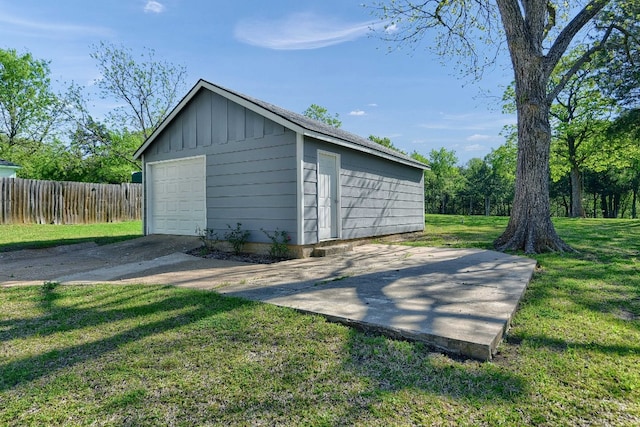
[0,11,112,38]
[464,144,488,152]
[466,134,491,142]
[144,1,165,14]
[349,109,366,116]
[234,12,381,50]
[367,103,378,107]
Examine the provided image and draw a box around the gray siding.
[303,138,424,244]
[143,89,298,243]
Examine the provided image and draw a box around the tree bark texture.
[493,79,572,252]
[494,0,574,253]
[570,164,585,218]
[566,132,585,218]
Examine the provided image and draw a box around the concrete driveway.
[1,235,537,360]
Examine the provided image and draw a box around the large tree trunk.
[570,165,585,217]
[493,44,572,252]
[601,193,609,218]
[494,97,572,252]
[566,134,585,218]
[492,0,583,253]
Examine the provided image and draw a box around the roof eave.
[302,130,428,170]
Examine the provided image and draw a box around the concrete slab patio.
[0,236,537,360]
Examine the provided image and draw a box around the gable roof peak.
[134,79,428,170]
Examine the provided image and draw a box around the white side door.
[317,151,340,241]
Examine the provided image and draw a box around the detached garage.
[133,79,427,255]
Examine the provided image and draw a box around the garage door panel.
[149,157,206,235]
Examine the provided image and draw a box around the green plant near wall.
[195,227,219,251]
[224,223,250,254]
[261,228,291,258]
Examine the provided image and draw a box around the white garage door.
[147,156,206,235]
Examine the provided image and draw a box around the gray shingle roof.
[0,159,20,167]
[202,80,427,169]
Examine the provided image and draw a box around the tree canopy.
[90,42,187,139]
[0,43,188,184]
[0,48,63,152]
[302,104,342,128]
[368,135,406,153]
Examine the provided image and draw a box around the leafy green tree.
[585,167,632,218]
[460,139,517,217]
[9,139,84,181]
[90,42,187,139]
[368,135,405,154]
[70,122,142,183]
[462,158,494,216]
[420,148,462,214]
[485,138,517,216]
[372,0,638,253]
[302,104,342,128]
[549,173,572,217]
[549,47,618,217]
[594,2,640,107]
[0,48,63,152]
[604,109,640,218]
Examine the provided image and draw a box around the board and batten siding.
[303,139,424,244]
[142,89,298,243]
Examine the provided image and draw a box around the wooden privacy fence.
[0,178,142,225]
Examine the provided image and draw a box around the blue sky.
[0,0,516,164]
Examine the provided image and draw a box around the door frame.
[316,150,341,241]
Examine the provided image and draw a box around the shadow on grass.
[0,234,142,252]
[520,250,640,331]
[1,283,529,425]
[346,330,525,396]
[213,327,529,425]
[506,333,640,357]
[0,285,252,393]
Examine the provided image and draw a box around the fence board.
[0,178,142,224]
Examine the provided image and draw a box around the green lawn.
[0,221,143,251]
[0,216,638,425]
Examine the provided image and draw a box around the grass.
[1,215,639,425]
[0,221,143,252]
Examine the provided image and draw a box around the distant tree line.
[304,88,639,220]
[415,131,639,219]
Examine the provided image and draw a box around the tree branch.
[545,0,610,75]
[547,23,616,103]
